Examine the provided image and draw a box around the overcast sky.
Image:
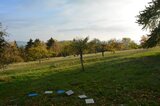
[0,0,151,42]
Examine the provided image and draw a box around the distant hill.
[16,41,27,47]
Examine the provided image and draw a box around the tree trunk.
[38,59,41,63]
[102,51,104,57]
[80,52,84,71]
[95,50,97,54]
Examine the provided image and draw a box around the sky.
[0,0,151,43]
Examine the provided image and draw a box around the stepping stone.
[85,99,95,104]
[78,95,87,99]
[57,90,65,94]
[28,93,38,97]
[66,90,74,96]
[44,91,53,94]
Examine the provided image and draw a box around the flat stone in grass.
[44,91,53,94]
[85,99,95,104]
[28,93,38,97]
[56,90,65,94]
[78,95,87,99]
[66,90,74,96]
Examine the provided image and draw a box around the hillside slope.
[0,47,160,105]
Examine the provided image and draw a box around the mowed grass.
[0,47,160,106]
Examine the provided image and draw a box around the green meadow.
[0,47,160,106]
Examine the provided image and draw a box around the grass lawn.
[0,47,160,106]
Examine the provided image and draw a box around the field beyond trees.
[0,47,160,105]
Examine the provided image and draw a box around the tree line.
[6,37,139,61]
[24,37,139,60]
[0,25,141,70]
[0,22,155,71]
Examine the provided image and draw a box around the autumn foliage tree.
[8,41,24,62]
[106,39,119,53]
[0,24,24,70]
[99,41,107,57]
[46,38,60,57]
[140,35,148,48]
[27,39,48,63]
[0,23,8,69]
[59,41,72,57]
[88,38,101,54]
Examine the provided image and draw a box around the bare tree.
[72,37,89,71]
